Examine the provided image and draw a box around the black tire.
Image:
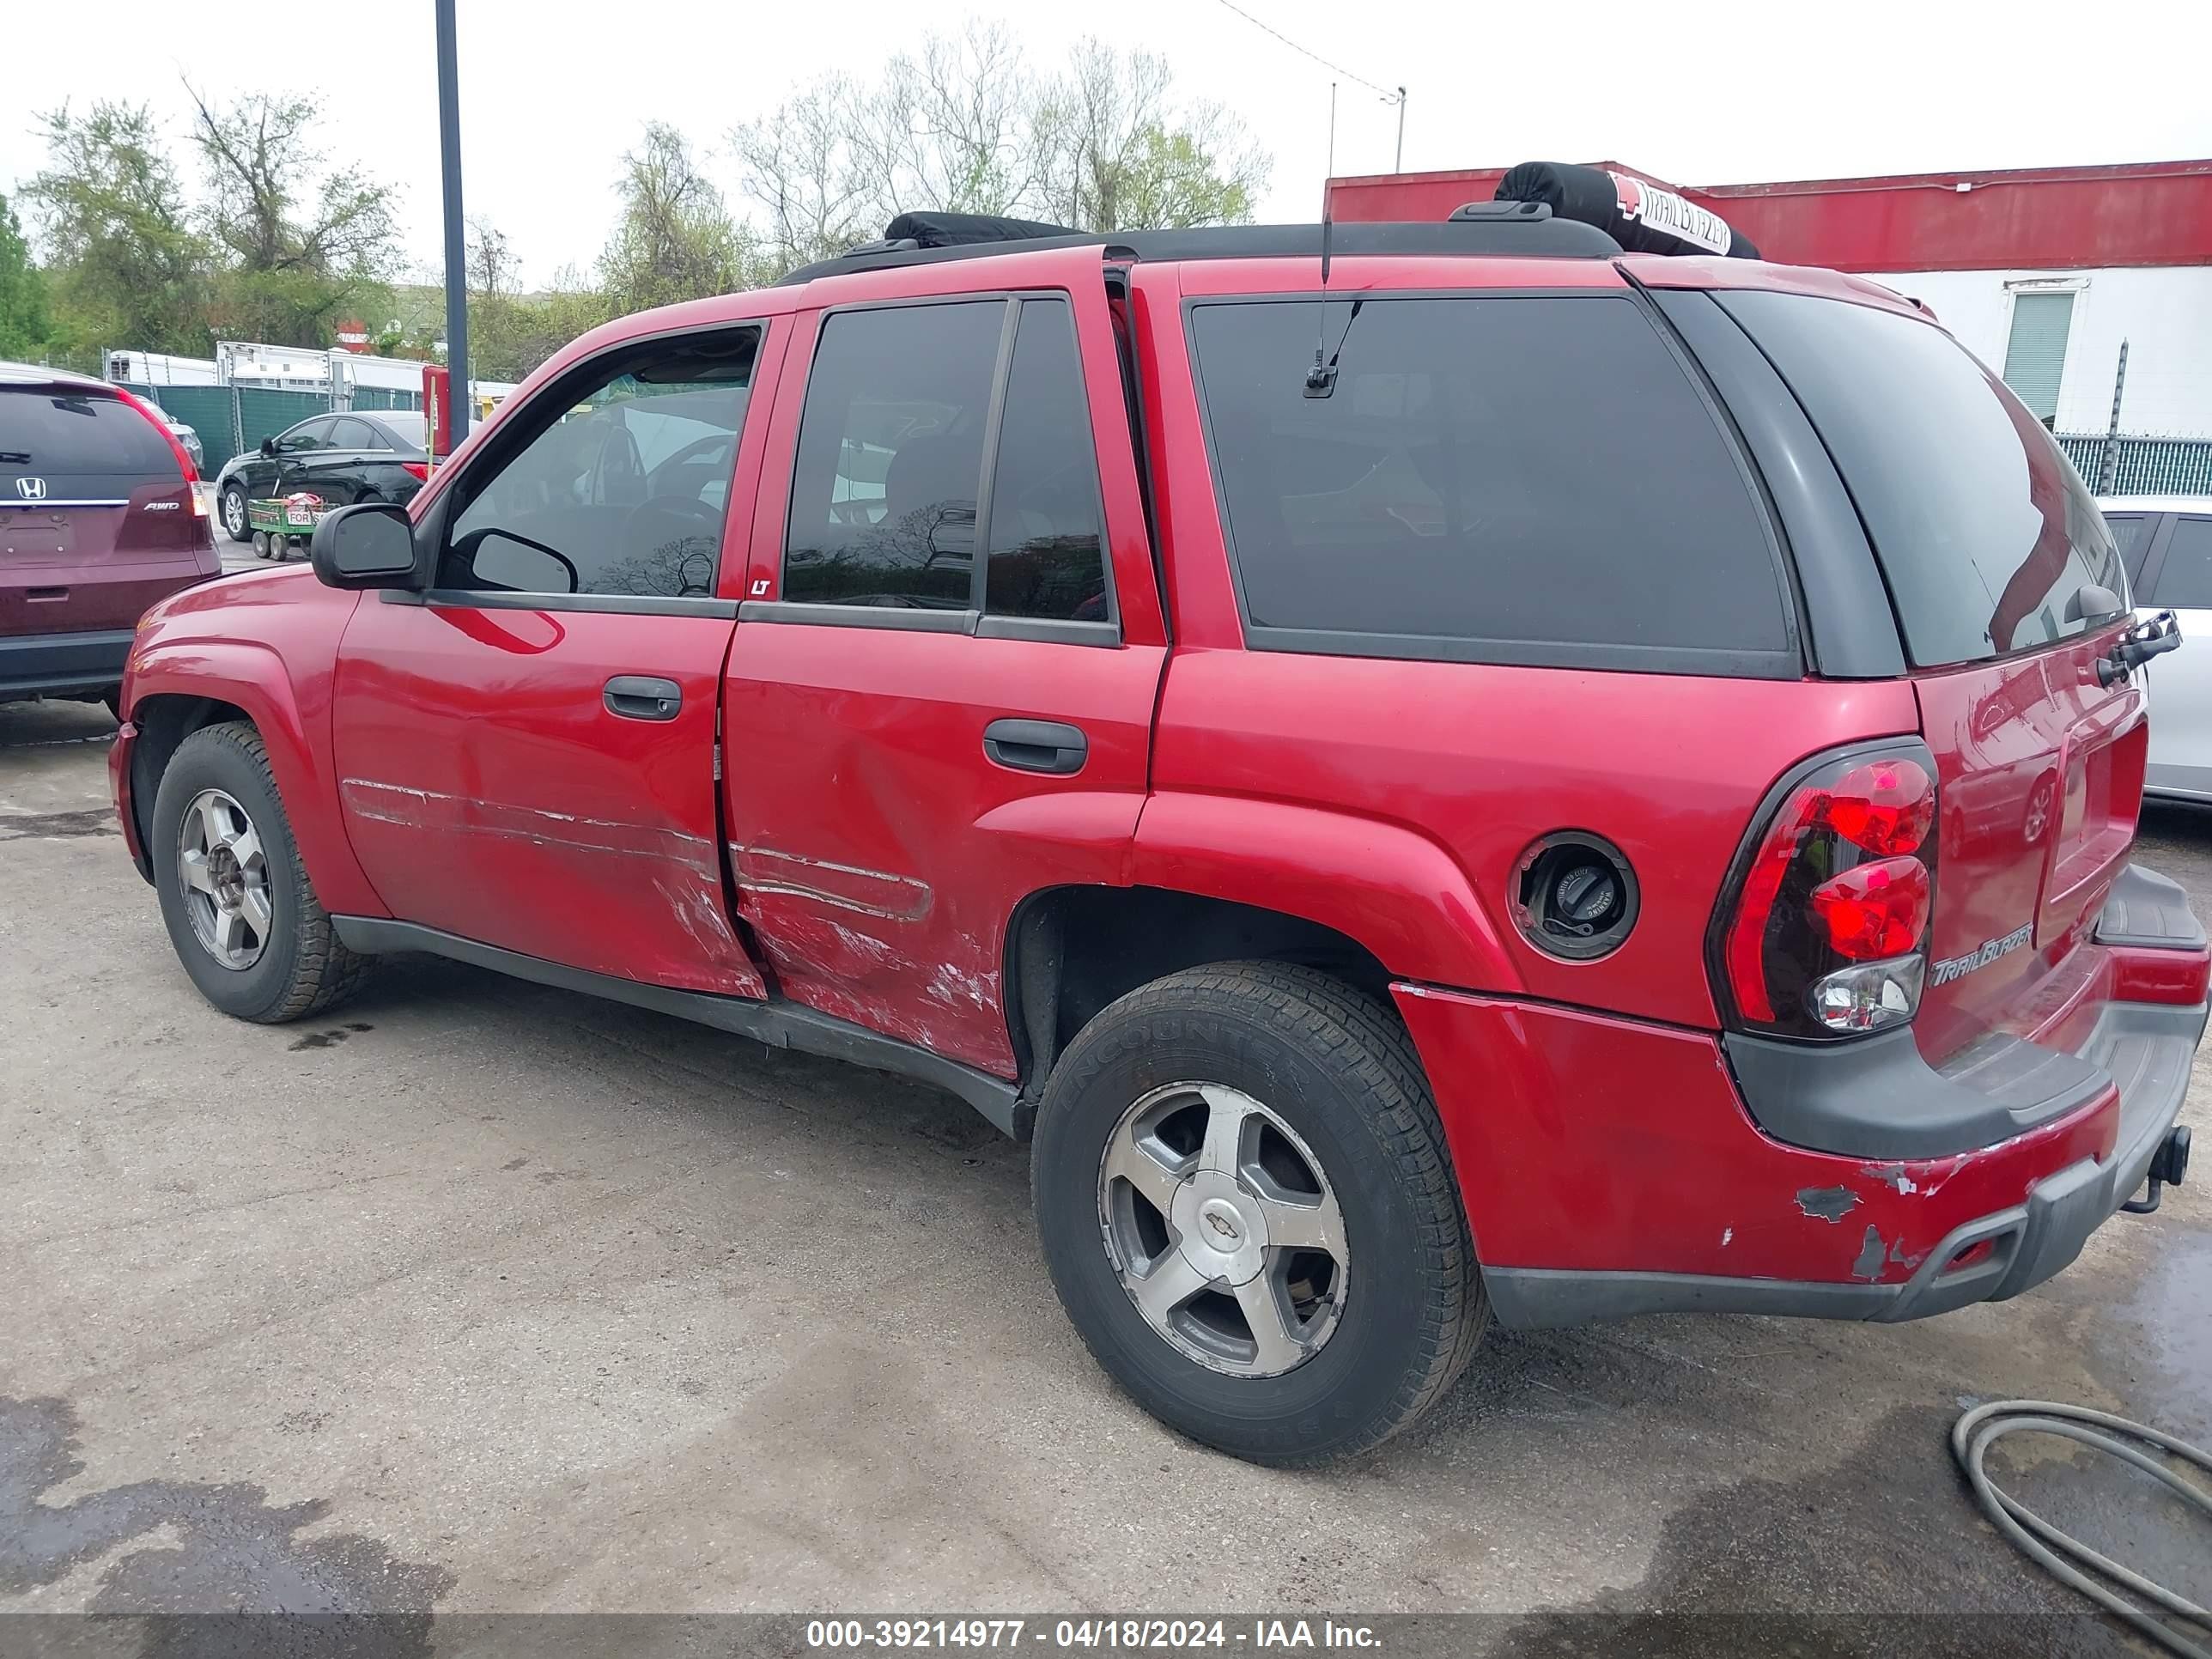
[1032,961,1485,1465]
[149,721,369,1023]
[221,483,251,543]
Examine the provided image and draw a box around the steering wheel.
[622,495,727,597]
[625,495,724,543]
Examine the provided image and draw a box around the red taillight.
[1824,760,1933,856]
[401,461,429,483]
[1717,743,1940,1037]
[1809,857,1930,959]
[110,386,200,486]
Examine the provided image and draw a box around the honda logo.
[14,477,47,501]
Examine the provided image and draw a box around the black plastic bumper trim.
[1724,1021,2108,1159]
[0,627,134,696]
[2094,863,2208,951]
[330,916,1029,1138]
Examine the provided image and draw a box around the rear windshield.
[1718,291,2125,668]
[0,386,176,481]
[1188,295,1794,675]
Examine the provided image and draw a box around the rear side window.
[331,418,377,448]
[1188,295,1793,674]
[374,412,427,449]
[985,299,1109,623]
[1720,291,2126,667]
[2151,518,2212,609]
[784,300,1006,609]
[2102,513,2155,584]
[0,387,176,482]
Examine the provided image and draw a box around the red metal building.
[1327,159,2212,273]
[1328,159,2212,453]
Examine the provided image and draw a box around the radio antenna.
[1306,84,1340,397]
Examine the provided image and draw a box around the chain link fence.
[2057,433,2212,498]
[112,383,423,474]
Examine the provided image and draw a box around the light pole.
[435,0,469,445]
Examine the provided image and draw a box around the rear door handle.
[604,675,683,721]
[983,718,1087,775]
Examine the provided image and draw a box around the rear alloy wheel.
[150,721,368,1022]
[221,483,250,543]
[1034,962,1485,1464]
[1099,1082,1347,1376]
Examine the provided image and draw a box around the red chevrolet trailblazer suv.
[110,209,2203,1463]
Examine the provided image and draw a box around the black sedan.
[214,410,429,543]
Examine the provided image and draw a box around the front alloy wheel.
[175,787,272,969]
[1101,1082,1347,1376]
[222,485,248,541]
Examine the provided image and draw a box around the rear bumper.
[1396,863,2206,1331]
[0,628,135,699]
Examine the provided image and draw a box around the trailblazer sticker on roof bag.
[1607,173,1735,257]
[1492,161,1762,260]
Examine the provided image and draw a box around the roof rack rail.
[774,215,1621,287]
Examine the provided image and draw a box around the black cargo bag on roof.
[879,211,1081,250]
[1494,162,1760,260]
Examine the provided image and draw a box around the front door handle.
[983,717,1087,775]
[604,675,683,721]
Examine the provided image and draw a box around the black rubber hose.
[1951,1400,2212,1658]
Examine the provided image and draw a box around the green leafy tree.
[599,124,766,315]
[185,85,400,347]
[22,100,214,356]
[0,193,52,360]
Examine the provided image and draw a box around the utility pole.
[435,0,470,445]
[1395,88,1407,173]
[2099,339,2129,495]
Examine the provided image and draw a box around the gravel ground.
[1,696,2204,1654]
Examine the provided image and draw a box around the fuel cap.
[1512,832,1639,962]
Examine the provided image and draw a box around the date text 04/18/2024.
[803,1620,1383,1650]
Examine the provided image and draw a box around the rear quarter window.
[1188,293,1796,676]
[0,386,176,481]
[1718,290,2126,667]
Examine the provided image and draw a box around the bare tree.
[1042,41,1268,233]
[728,76,878,274]
[466,216,518,301]
[868,22,1054,216]
[730,24,1268,275]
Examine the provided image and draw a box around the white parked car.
[2101,495,2212,800]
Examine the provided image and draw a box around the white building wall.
[1863,264,2212,436]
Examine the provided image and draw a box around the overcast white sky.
[4,0,2206,291]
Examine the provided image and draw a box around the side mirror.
[260,436,277,458]
[2067,584,2124,623]
[311,502,420,590]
